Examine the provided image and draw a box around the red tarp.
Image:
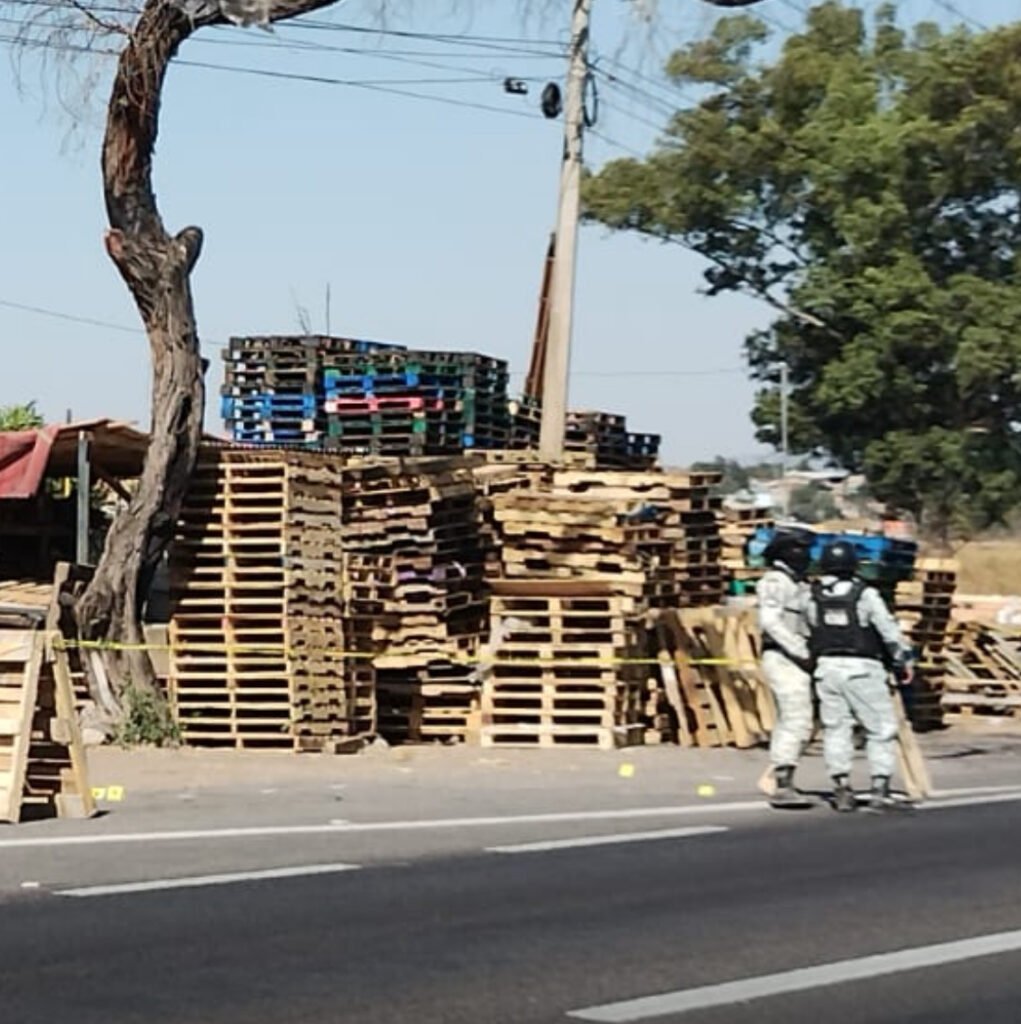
[0,426,59,500]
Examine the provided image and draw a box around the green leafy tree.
[788,483,839,524]
[0,401,45,431]
[585,2,1021,538]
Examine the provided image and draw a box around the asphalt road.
[4,792,1021,1023]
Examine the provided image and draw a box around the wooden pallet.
[479,722,643,750]
[0,627,94,822]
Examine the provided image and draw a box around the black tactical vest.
[810,579,884,660]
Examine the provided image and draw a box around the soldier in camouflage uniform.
[757,529,815,808]
[807,541,914,813]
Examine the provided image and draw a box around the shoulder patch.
[759,578,783,607]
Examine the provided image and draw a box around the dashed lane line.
[567,928,1021,1021]
[0,803,767,849]
[487,825,728,854]
[1,787,1019,851]
[57,862,361,897]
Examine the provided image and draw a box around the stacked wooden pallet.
[165,452,774,751]
[551,470,725,608]
[169,447,372,750]
[647,607,772,748]
[325,350,511,457]
[482,480,645,748]
[940,622,1021,721]
[488,490,646,596]
[170,450,287,747]
[563,411,660,470]
[507,397,543,450]
[222,336,512,455]
[341,458,490,744]
[0,619,94,823]
[720,504,774,593]
[222,336,401,447]
[895,558,957,730]
[483,581,645,749]
[285,457,374,752]
[506,402,660,470]
[475,469,727,748]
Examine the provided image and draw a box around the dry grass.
[951,541,1021,595]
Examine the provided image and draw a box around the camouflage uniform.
[757,566,812,768]
[807,577,912,780]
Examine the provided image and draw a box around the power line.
[0,30,551,119]
[593,53,702,110]
[587,128,645,159]
[290,18,567,58]
[195,31,560,81]
[0,298,747,381]
[0,297,221,357]
[0,16,559,93]
[1,0,568,51]
[510,367,746,378]
[174,57,544,119]
[594,70,677,122]
[600,96,668,135]
[930,0,988,32]
[0,297,143,334]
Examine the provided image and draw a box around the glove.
[893,660,914,686]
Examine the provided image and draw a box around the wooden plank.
[0,631,43,824]
[895,691,932,800]
[48,637,96,819]
[0,632,36,663]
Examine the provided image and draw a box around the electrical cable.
[0,298,222,357]
[0,30,553,119]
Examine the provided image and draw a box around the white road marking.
[57,862,361,898]
[931,783,1021,798]
[324,803,765,830]
[1,785,1018,852]
[567,928,1021,1022]
[921,790,1021,811]
[488,825,727,854]
[0,802,766,850]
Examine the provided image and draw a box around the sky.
[0,0,1012,465]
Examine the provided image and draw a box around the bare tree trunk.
[72,0,340,709]
[75,3,206,701]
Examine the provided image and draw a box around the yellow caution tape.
[53,636,755,668]
[51,637,944,672]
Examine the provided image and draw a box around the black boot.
[865,775,892,813]
[770,766,805,808]
[832,775,857,813]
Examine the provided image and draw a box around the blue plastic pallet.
[323,370,421,394]
[230,427,314,441]
[221,394,316,419]
[747,526,917,579]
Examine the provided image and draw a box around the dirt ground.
[79,719,1021,805]
[953,540,1021,594]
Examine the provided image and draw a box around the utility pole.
[539,0,593,462]
[780,361,790,518]
[76,431,92,566]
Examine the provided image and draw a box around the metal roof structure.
[0,420,148,500]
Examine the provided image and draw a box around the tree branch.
[102,0,341,291]
[626,223,841,336]
[67,0,130,36]
[266,0,340,21]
